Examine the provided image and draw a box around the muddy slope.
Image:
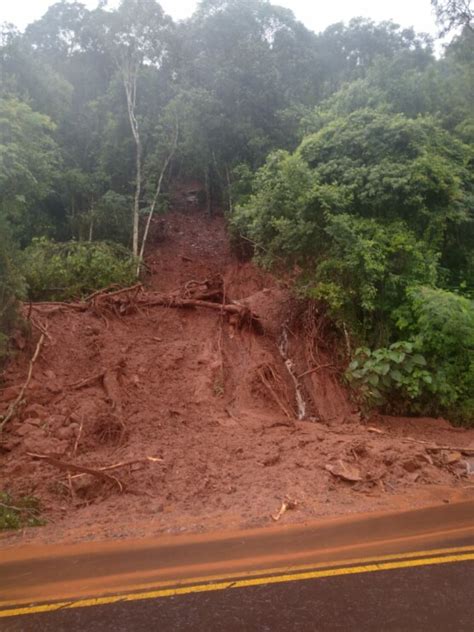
[1,208,473,546]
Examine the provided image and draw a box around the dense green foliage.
[0,0,473,421]
[22,239,137,301]
[0,218,24,363]
[231,20,474,422]
[346,342,432,413]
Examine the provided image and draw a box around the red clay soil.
[1,203,473,547]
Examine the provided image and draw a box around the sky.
[1,0,440,38]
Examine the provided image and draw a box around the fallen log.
[25,283,264,332]
[140,296,263,332]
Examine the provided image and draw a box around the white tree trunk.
[136,120,179,276]
[122,62,141,257]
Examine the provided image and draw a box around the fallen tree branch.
[0,334,45,432]
[69,371,105,390]
[401,437,474,456]
[31,301,88,311]
[96,456,163,472]
[24,284,263,332]
[142,296,263,331]
[27,453,124,492]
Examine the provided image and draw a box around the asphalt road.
[1,501,474,631]
[2,559,474,631]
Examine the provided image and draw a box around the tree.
[0,97,61,243]
[432,0,474,35]
[105,0,172,256]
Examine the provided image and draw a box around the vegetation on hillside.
[0,0,472,422]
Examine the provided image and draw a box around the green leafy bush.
[396,287,474,423]
[233,107,473,424]
[0,491,44,530]
[22,238,137,301]
[307,215,438,344]
[346,341,431,414]
[345,288,474,423]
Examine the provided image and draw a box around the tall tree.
[106,0,172,256]
[432,0,474,35]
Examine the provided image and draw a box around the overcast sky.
[2,0,439,37]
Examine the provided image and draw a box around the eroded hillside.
[1,205,473,546]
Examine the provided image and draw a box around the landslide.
[1,202,474,546]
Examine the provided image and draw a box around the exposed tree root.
[29,283,264,332]
[257,363,295,420]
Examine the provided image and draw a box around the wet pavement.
[1,501,474,631]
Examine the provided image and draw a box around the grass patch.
[0,491,45,530]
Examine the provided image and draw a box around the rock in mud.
[325,460,362,482]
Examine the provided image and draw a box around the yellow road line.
[5,542,474,607]
[1,550,474,619]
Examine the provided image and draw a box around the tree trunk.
[122,63,141,257]
[136,120,179,276]
[132,137,141,256]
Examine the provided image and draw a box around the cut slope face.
[0,208,473,546]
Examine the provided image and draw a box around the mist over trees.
[0,0,473,421]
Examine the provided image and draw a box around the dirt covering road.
[1,199,474,547]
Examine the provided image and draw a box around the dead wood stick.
[30,301,88,311]
[99,456,163,471]
[141,297,262,328]
[73,417,84,456]
[400,437,474,456]
[0,334,45,432]
[68,371,105,390]
[69,456,163,479]
[26,453,124,492]
[272,497,297,522]
[143,297,241,313]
